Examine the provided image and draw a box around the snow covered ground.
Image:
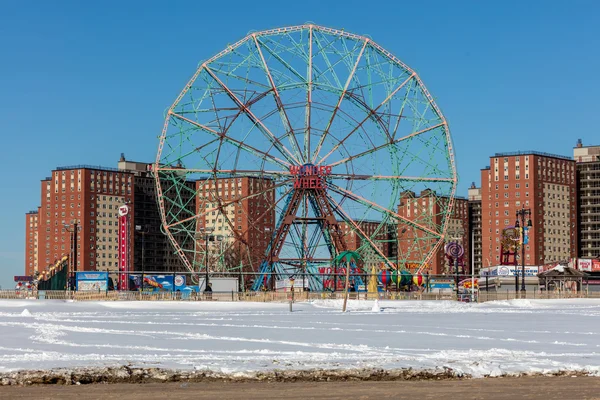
[0,298,599,378]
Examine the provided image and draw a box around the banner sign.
[76,271,108,291]
[578,259,593,272]
[129,274,174,292]
[14,276,34,282]
[429,278,455,290]
[593,260,600,272]
[481,266,539,277]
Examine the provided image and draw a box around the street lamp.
[63,220,82,289]
[197,227,215,290]
[135,225,150,277]
[515,206,532,293]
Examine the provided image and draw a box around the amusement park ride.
[154,24,457,290]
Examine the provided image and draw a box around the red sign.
[318,266,346,291]
[593,260,600,272]
[118,205,130,290]
[290,165,331,189]
[404,263,421,272]
[578,259,592,272]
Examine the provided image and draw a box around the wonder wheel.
[154,24,457,289]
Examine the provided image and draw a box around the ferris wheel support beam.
[257,184,349,289]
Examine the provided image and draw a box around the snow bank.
[0,299,598,380]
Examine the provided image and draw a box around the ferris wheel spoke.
[311,39,368,164]
[305,26,313,163]
[252,35,304,163]
[203,65,301,166]
[315,73,416,166]
[165,178,293,230]
[169,111,291,170]
[327,122,445,169]
[327,173,454,183]
[158,167,291,180]
[326,182,441,238]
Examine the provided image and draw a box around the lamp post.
[197,227,214,290]
[63,220,81,289]
[515,207,532,294]
[135,225,150,275]
[135,225,150,290]
[471,225,475,302]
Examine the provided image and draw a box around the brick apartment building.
[574,141,600,259]
[25,166,135,276]
[397,190,469,274]
[24,211,40,276]
[481,151,577,268]
[195,177,275,271]
[468,184,483,274]
[25,156,198,276]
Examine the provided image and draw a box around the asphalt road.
[1,377,600,400]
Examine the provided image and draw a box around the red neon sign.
[290,165,331,189]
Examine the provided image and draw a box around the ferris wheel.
[154,24,457,289]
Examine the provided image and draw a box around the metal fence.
[25,269,600,303]
[2,288,599,302]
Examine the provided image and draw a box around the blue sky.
[1,0,598,288]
